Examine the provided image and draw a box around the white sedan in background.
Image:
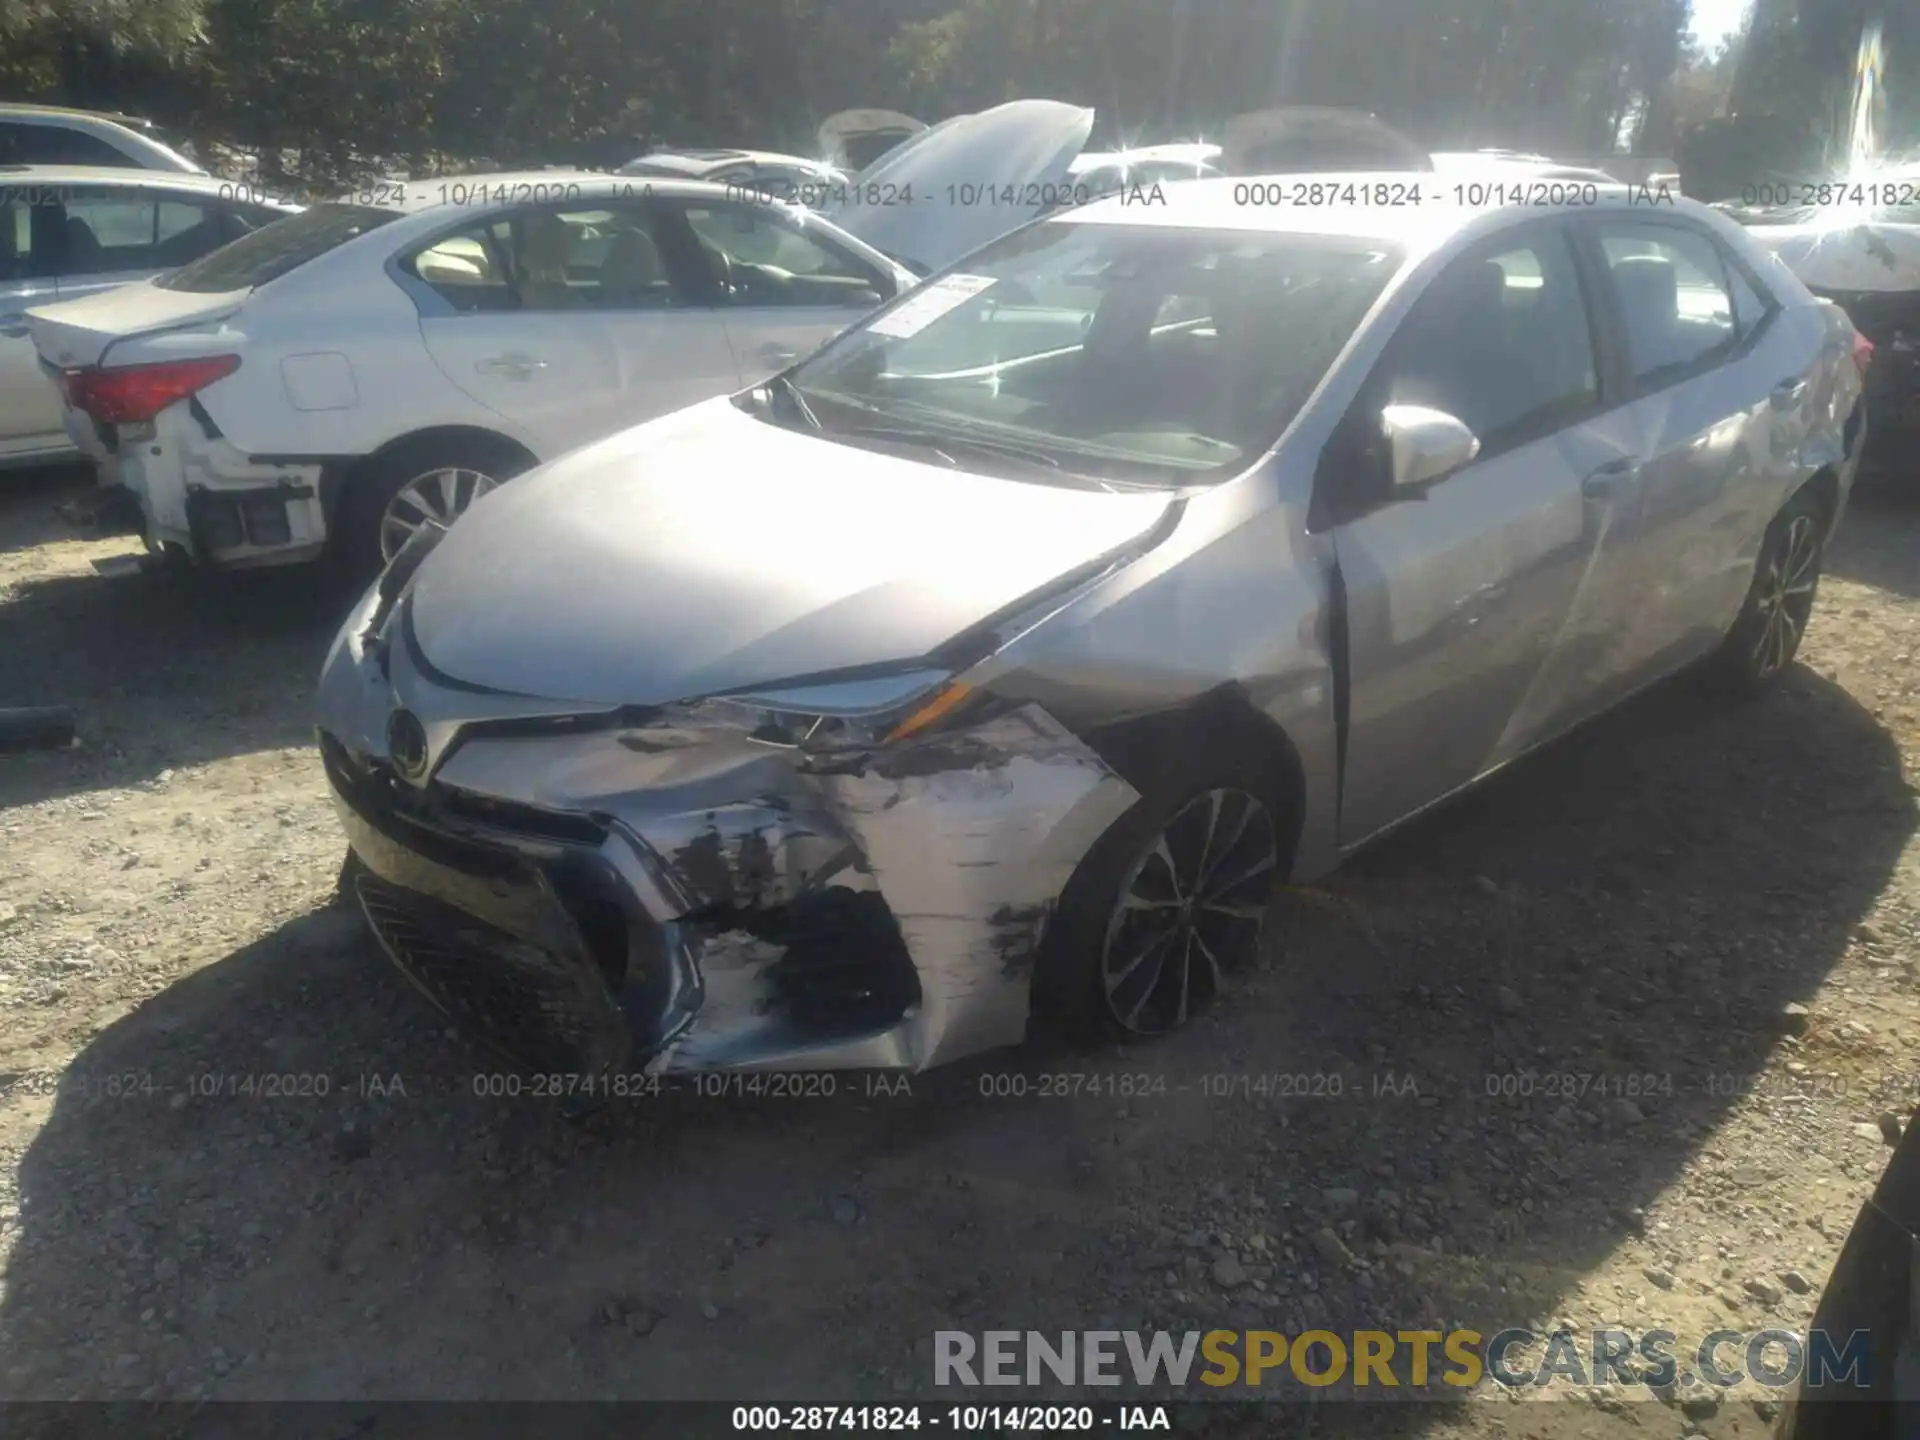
[27,171,915,572]
[2,167,297,469]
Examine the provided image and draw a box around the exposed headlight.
[699,668,996,753]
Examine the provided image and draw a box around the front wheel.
[1034,777,1285,1041]
[1706,489,1828,693]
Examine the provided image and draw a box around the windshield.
[157,203,400,293]
[782,220,1399,485]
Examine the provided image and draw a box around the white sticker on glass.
[866,273,998,337]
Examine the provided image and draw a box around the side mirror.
[1380,404,1480,493]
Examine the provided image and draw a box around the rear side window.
[158,203,397,292]
[1722,249,1779,339]
[56,190,247,276]
[1593,221,1739,387]
[402,204,697,313]
[0,122,130,166]
[1380,229,1600,452]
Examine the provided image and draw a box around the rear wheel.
[1034,765,1287,1041]
[338,437,533,577]
[1706,488,1828,693]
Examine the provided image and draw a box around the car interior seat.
[1611,254,1683,375]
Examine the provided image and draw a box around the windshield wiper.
[764,374,821,429]
[833,421,1068,473]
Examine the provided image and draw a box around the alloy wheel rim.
[1750,514,1819,678]
[380,467,500,561]
[1099,788,1278,1036]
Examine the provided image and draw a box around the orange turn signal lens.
[883,683,974,744]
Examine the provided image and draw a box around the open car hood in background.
[817,108,927,171]
[1220,105,1433,175]
[824,99,1095,274]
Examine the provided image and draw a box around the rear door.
[1566,213,1796,692]
[411,200,738,453]
[1327,220,1624,844]
[0,186,65,454]
[659,196,893,379]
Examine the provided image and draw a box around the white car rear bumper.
[86,401,330,569]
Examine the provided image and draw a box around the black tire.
[1031,759,1289,1043]
[336,435,534,578]
[1705,487,1829,694]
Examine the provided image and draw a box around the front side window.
[782,220,1401,484]
[1377,228,1600,451]
[159,202,399,293]
[677,201,885,306]
[1594,221,1739,387]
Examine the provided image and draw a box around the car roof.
[0,164,293,201]
[1062,170,1698,251]
[0,102,158,128]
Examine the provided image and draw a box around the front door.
[662,196,894,381]
[1329,222,1628,845]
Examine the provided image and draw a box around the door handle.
[1771,377,1809,407]
[0,314,28,338]
[1581,458,1639,499]
[755,343,798,364]
[476,354,548,378]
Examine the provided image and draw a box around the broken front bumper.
[316,617,1138,1075]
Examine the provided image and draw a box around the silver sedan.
[316,174,1869,1083]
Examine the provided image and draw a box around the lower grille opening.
[704,888,922,1034]
[356,873,629,1075]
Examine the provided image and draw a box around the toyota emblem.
[387,710,430,781]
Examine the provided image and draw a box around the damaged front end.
[317,588,1139,1077]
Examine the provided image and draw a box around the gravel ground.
[1,462,1918,1437]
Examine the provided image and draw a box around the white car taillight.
[62,355,240,425]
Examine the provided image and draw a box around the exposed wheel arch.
[1794,465,1841,538]
[352,426,540,483]
[1027,684,1306,1042]
[1080,682,1308,879]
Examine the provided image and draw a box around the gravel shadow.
[0,559,355,808]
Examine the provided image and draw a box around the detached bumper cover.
[319,673,1139,1074]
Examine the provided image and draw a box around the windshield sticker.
[867,274,997,337]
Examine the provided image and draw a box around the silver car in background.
[317,175,1868,1083]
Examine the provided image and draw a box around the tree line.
[1,0,1902,190]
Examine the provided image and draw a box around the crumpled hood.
[825,99,1094,273]
[1744,215,1920,293]
[405,398,1174,706]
